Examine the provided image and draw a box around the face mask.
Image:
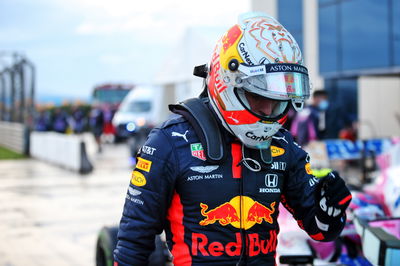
[318,100,329,111]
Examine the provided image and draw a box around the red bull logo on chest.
[199,196,276,230]
[192,230,277,257]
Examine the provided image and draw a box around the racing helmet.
[206,12,311,149]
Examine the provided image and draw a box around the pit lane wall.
[30,132,95,174]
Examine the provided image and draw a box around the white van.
[112,85,169,140]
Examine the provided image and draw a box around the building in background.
[155,27,227,104]
[156,0,400,140]
[252,0,400,139]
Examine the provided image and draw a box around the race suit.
[113,112,346,265]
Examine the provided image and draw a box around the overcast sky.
[0,0,250,101]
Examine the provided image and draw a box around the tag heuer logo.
[191,143,206,161]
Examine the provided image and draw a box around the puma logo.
[228,115,239,124]
[172,130,189,142]
[272,135,288,144]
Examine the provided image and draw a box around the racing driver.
[113,12,352,265]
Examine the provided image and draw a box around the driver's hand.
[316,171,352,219]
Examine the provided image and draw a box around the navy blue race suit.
[113,112,346,265]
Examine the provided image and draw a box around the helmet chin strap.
[238,143,262,172]
[238,143,273,172]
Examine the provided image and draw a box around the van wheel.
[96,226,170,266]
[96,226,118,266]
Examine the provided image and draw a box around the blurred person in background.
[102,105,116,143]
[339,115,358,142]
[89,104,104,152]
[113,12,351,265]
[52,107,69,133]
[34,107,53,131]
[70,105,87,134]
[290,90,329,146]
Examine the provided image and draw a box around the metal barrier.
[30,132,95,174]
[0,121,28,154]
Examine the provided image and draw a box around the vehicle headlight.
[126,122,136,132]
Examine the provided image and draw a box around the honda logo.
[265,174,278,188]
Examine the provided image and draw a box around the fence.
[0,52,35,154]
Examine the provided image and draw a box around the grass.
[0,146,27,160]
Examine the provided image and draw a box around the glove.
[311,168,332,179]
[315,171,352,221]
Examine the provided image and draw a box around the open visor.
[236,63,311,101]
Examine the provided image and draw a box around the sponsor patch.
[190,165,219,173]
[309,176,320,187]
[191,143,206,161]
[238,42,254,65]
[128,187,142,196]
[187,174,223,181]
[199,196,276,229]
[246,131,269,142]
[270,146,285,157]
[272,135,288,144]
[259,188,281,193]
[126,194,144,205]
[172,130,189,142]
[131,170,146,187]
[265,174,278,187]
[136,157,152,172]
[305,162,313,175]
[270,161,287,171]
[141,145,156,155]
[259,174,281,193]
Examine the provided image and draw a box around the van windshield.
[120,101,151,113]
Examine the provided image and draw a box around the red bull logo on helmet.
[219,24,244,71]
[199,196,276,230]
[222,24,242,53]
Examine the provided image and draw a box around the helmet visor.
[235,87,289,120]
[237,63,311,101]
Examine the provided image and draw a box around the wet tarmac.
[0,143,132,266]
[0,141,365,266]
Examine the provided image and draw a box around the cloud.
[0,0,251,99]
[75,13,165,35]
[69,0,248,37]
[98,54,129,65]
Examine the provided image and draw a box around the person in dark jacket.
[52,108,69,133]
[290,90,329,146]
[89,105,104,152]
[114,12,351,266]
[70,106,87,134]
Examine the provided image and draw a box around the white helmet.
[206,12,311,149]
